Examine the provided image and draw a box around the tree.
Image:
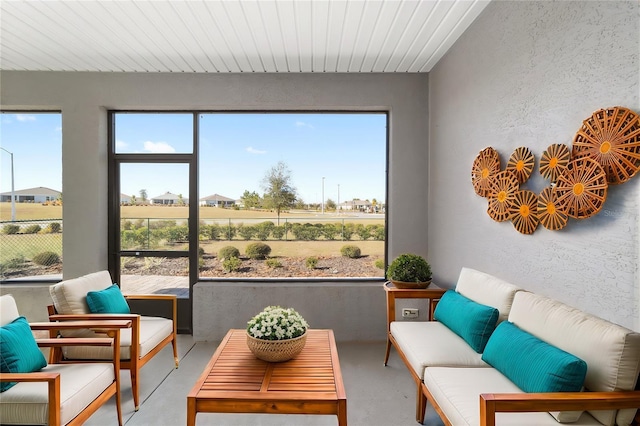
[261,161,297,225]
[177,194,185,206]
[241,190,262,209]
[140,189,148,203]
[326,198,336,210]
[130,194,137,205]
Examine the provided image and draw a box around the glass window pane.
[198,113,387,279]
[120,163,189,252]
[115,113,193,154]
[1,112,62,281]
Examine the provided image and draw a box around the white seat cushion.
[423,367,603,426]
[390,321,488,380]
[0,363,114,425]
[455,268,522,322]
[61,316,173,361]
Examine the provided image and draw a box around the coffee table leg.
[338,399,348,426]
[187,397,196,426]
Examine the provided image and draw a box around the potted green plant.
[386,253,432,289]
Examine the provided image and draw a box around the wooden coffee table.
[187,329,347,425]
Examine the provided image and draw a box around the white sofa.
[389,267,640,426]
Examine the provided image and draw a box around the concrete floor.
[84,335,446,426]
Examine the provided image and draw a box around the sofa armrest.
[479,391,640,426]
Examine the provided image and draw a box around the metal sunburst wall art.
[471,106,640,235]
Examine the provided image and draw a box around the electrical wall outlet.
[402,308,419,319]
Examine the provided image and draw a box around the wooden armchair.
[0,294,131,426]
[47,270,178,411]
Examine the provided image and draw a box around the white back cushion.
[0,294,20,326]
[49,270,113,314]
[454,267,522,322]
[509,291,640,426]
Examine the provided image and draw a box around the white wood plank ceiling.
[0,0,490,73]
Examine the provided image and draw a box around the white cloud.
[143,141,176,153]
[295,121,314,129]
[15,114,36,122]
[246,146,267,155]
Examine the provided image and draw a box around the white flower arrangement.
[247,306,309,341]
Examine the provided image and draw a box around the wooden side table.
[383,281,446,365]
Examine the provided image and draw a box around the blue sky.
[2,112,387,204]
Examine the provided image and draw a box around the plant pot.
[391,279,432,289]
[246,331,307,362]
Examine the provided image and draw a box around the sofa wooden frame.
[0,319,131,426]
[47,294,178,411]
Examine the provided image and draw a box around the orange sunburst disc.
[572,106,640,185]
[539,144,571,183]
[553,158,608,219]
[486,170,518,222]
[472,147,501,197]
[509,190,539,234]
[506,147,535,184]
[537,186,568,231]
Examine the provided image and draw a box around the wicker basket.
[246,331,307,362]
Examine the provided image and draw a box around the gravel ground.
[2,254,385,280]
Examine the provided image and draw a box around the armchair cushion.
[49,270,113,315]
[0,317,48,392]
[86,284,130,314]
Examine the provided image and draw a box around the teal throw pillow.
[433,290,499,353]
[1,316,48,392]
[482,321,587,393]
[86,284,130,314]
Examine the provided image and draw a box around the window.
[0,112,63,281]
[109,111,386,291]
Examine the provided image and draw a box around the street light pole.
[0,147,16,222]
[337,184,340,214]
[321,177,325,215]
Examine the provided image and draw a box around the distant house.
[151,192,188,205]
[199,193,235,207]
[120,193,131,204]
[0,186,61,203]
[339,199,372,212]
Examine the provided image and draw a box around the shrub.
[222,224,237,240]
[4,255,25,269]
[372,225,385,241]
[305,256,318,269]
[45,222,61,233]
[245,242,272,260]
[290,223,321,241]
[237,224,257,241]
[340,245,361,259]
[374,259,385,269]
[355,224,370,240]
[265,258,282,268]
[255,221,275,240]
[208,223,221,240]
[32,251,60,266]
[271,225,287,240]
[23,224,42,234]
[342,223,355,240]
[321,223,340,240]
[222,256,242,272]
[2,224,20,234]
[198,247,205,257]
[218,246,240,260]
